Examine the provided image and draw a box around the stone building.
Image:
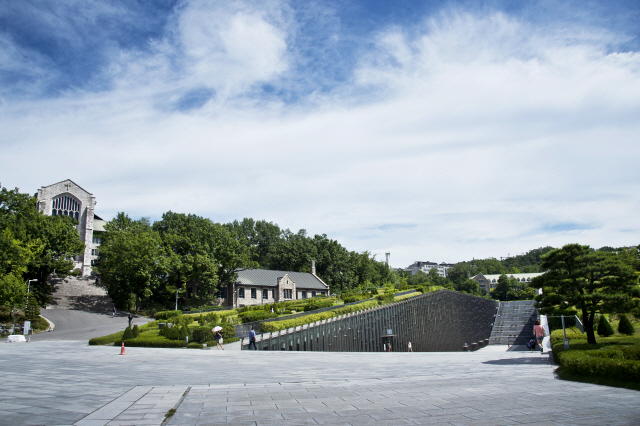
[471,272,545,293]
[36,179,106,277]
[216,261,330,308]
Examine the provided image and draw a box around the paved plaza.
[1,341,639,426]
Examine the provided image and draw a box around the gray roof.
[234,269,329,290]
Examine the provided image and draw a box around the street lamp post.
[26,279,37,310]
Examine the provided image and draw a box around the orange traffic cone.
[119,341,126,355]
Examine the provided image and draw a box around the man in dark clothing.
[128,313,133,327]
[248,327,257,350]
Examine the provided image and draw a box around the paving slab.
[1,341,639,425]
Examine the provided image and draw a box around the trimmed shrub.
[376,292,395,305]
[155,310,182,320]
[192,327,214,344]
[304,298,335,311]
[617,314,635,336]
[120,337,188,348]
[558,348,640,382]
[159,325,180,340]
[132,324,140,338]
[260,299,380,332]
[89,331,124,345]
[597,315,615,337]
[238,310,277,323]
[122,326,134,340]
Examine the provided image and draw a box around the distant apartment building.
[471,272,545,293]
[405,261,455,278]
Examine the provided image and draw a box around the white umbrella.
[212,326,222,332]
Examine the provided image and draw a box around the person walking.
[112,306,116,318]
[248,327,257,350]
[534,319,545,353]
[408,340,413,352]
[215,330,224,350]
[128,313,133,327]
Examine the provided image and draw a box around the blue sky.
[1,0,639,267]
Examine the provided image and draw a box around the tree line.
[98,213,395,311]
[0,188,84,313]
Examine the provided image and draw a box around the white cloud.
[1,6,639,267]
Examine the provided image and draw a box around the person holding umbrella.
[212,326,224,350]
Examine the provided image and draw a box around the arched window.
[52,194,81,220]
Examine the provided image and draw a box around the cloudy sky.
[1,0,639,267]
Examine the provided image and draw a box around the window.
[311,291,316,297]
[263,289,268,299]
[251,288,256,299]
[301,291,307,299]
[51,194,81,220]
[283,289,292,299]
[238,288,245,298]
[93,237,101,244]
[217,288,227,298]
[91,249,99,256]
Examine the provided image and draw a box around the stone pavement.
[33,310,152,342]
[0,342,638,426]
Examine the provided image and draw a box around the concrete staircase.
[47,276,113,313]
[489,300,537,345]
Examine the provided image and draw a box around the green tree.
[531,244,640,344]
[153,212,222,305]
[492,274,511,301]
[98,213,168,311]
[225,218,280,268]
[597,315,614,337]
[617,314,635,335]
[0,187,84,307]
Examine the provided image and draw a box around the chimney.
[310,259,316,275]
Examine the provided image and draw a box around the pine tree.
[122,326,134,340]
[132,324,140,338]
[617,314,635,335]
[24,296,41,320]
[597,315,614,337]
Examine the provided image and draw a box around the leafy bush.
[132,324,140,338]
[122,326,134,340]
[597,315,615,337]
[158,324,188,341]
[238,310,277,323]
[192,326,214,343]
[618,314,635,335]
[261,300,380,332]
[304,298,335,311]
[376,292,395,304]
[155,310,182,320]
[89,331,124,345]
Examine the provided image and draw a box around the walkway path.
[1,342,638,425]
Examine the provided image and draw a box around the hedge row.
[558,348,640,382]
[154,310,182,320]
[260,299,381,332]
[119,337,203,348]
[89,331,125,345]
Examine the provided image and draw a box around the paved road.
[1,342,638,426]
[34,310,152,342]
